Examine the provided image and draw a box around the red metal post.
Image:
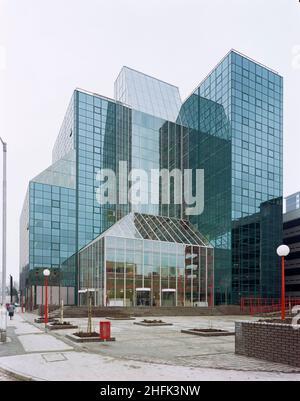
[44,276,48,326]
[250,298,253,316]
[281,256,286,321]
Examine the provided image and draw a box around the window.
[242,93,249,102]
[268,127,274,136]
[256,122,262,131]
[268,82,275,90]
[242,141,249,149]
[242,117,249,126]
[52,200,60,208]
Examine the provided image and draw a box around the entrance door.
[161,290,176,307]
[136,289,151,306]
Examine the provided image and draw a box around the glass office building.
[180,50,283,303]
[286,192,300,213]
[20,50,283,307]
[283,204,300,297]
[19,151,77,307]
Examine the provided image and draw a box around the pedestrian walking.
[8,304,15,320]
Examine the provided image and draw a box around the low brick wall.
[235,321,300,368]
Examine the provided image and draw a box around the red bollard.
[99,321,115,342]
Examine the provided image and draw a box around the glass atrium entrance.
[136,288,151,306]
[161,289,176,307]
[78,213,214,308]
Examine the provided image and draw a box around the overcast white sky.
[0,0,300,282]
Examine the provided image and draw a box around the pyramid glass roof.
[83,212,212,250]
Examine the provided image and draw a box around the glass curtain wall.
[78,213,214,307]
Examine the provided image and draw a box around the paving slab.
[15,323,43,335]
[0,352,299,381]
[18,334,73,353]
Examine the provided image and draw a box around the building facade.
[180,51,283,303]
[20,50,283,307]
[283,197,300,297]
[286,191,300,213]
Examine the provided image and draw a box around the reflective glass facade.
[20,89,134,305]
[20,180,76,307]
[78,213,214,307]
[115,67,182,122]
[180,50,283,303]
[286,192,300,212]
[76,91,132,249]
[283,207,300,297]
[20,49,283,307]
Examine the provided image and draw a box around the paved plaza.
[0,311,299,381]
[0,368,18,381]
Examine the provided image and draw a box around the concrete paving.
[0,311,299,381]
[18,333,73,353]
[0,351,298,382]
[0,368,18,381]
[15,322,43,336]
[50,315,300,373]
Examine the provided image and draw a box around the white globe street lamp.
[43,269,50,326]
[276,245,290,321]
[43,269,50,277]
[276,245,290,258]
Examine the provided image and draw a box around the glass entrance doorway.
[136,288,151,306]
[161,289,176,306]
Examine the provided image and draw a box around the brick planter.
[235,321,300,368]
[181,328,234,337]
[66,333,116,343]
[34,317,57,324]
[134,321,173,327]
[106,317,136,321]
[46,324,78,331]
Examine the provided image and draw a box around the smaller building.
[77,213,214,307]
[283,207,300,297]
[286,191,300,213]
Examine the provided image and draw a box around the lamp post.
[43,269,50,326]
[276,245,290,321]
[0,137,7,306]
[9,275,13,304]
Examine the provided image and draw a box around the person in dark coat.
[8,304,15,320]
